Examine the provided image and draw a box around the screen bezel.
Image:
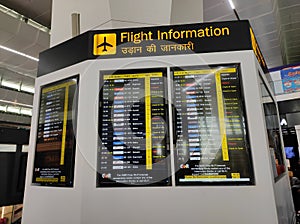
[171,63,255,186]
[97,68,172,187]
[32,75,79,187]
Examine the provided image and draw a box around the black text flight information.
[173,64,254,185]
[97,69,171,187]
[33,76,78,187]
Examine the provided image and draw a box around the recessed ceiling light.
[228,0,235,9]
[0,45,39,62]
[1,80,20,90]
[21,84,35,94]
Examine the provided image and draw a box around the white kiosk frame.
[23,22,295,224]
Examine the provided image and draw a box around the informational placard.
[39,20,256,77]
[280,66,300,93]
[97,69,171,187]
[173,64,254,185]
[32,76,79,187]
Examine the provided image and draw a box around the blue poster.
[281,66,300,93]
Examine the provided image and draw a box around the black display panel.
[97,68,171,187]
[172,64,254,185]
[32,76,79,187]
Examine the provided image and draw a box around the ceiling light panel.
[20,108,32,116]
[1,79,20,90]
[0,105,7,112]
[20,84,35,94]
[6,106,20,114]
[228,0,235,9]
[0,45,39,61]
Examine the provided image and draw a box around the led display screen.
[172,64,254,185]
[32,76,79,187]
[97,68,171,187]
[285,147,295,159]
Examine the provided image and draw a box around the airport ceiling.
[0,0,299,127]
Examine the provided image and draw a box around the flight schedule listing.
[33,77,78,187]
[173,65,253,185]
[98,69,171,187]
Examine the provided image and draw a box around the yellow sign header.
[103,72,163,80]
[174,68,236,76]
[42,80,77,94]
[119,26,230,44]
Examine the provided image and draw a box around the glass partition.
[260,74,286,180]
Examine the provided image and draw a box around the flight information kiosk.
[23,21,295,224]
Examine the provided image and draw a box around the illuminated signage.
[33,76,79,187]
[250,28,268,73]
[280,66,300,93]
[93,33,117,55]
[92,24,237,58]
[118,26,230,44]
[172,64,254,185]
[39,20,262,76]
[97,68,171,187]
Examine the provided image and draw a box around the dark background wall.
[0,127,29,206]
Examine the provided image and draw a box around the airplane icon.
[97,36,113,52]
[93,33,116,55]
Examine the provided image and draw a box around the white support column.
[50,0,111,46]
[109,0,173,28]
[50,0,203,46]
[171,0,203,24]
